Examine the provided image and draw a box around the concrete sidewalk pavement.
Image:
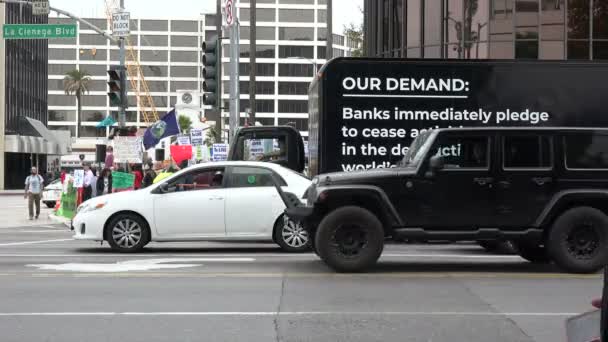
[0,196,58,228]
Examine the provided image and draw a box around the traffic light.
[107,66,126,108]
[202,36,220,109]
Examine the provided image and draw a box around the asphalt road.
[0,219,602,342]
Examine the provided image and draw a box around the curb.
[49,214,71,227]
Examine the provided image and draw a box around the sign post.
[223,0,240,142]
[32,0,50,16]
[111,11,130,38]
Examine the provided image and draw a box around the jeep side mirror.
[430,155,445,171]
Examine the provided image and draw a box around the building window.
[406,0,421,57]
[171,20,197,32]
[48,110,75,121]
[241,27,276,40]
[171,35,198,47]
[240,99,275,113]
[238,81,275,95]
[317,27,327,41]
[278,118,308,131]
[317,46,327,59]
[141,35,168,46]
[81,111,106,122]
[48,95,74,107]
[239,63,276,76]
[147,81,169,93]
[81,95,107,107]
[80,34,108,46]
[79,48,107,61]
[514,0,539,59]
[80,64,107,77]
[279,9,314,23]
[568,40,590,59]
[49,48,76,60]
[278,82,309,95]
[205,15,217,27]
[278,100,307,113]
[143,65,168,77]
[171,66,197,78]
[567,0,589,39]
[279,45,314,58]
[141,50,168,62]
[279,27,314,41]
[278,63,313,77]
[256,45,276,58]
[171,51,197,63]
[317,9,327,23]
[170,81,198,92]
[140,20,168,31]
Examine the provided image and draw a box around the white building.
[47,2,354,153]
[203,0,356,139]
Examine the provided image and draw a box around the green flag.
[112,171,135,191]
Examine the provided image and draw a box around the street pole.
[215,0,222,143]
[248,0,256,124]
[228,20,240,142]
[118,0,126,128]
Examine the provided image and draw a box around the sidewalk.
[0,190,25,196]
[0,196,65,228]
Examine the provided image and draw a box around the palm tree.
[178,115,193,134]
[63,69,91,138]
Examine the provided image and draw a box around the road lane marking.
[0,311,579,317]
[0,239,74,247]
[0,272,600,279]
[0,253,522,259]
[27,258,256,272]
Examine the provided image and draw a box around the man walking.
[24,167,44,220]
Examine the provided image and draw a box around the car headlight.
[77,201,107,214]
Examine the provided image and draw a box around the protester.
[142,162,157,188]
[60,168,67,184]
[82,163,94,201]
[90,167,98,198]
[96,168,112,196]
[131,164,143,190]
[104,146,114,169]
[24,167,44,220]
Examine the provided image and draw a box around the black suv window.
[229,166,286,188]
[503,135,552,169]
[434,135,489,169]
[564,132,608,169]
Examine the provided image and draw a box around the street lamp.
[287,56,318,78]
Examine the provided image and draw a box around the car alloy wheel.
[281,218,309,248]
[565,222,600,260]
[111,218,143,249]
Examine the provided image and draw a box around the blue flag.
[143,109,180,149]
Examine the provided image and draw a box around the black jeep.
[285,127,608,273]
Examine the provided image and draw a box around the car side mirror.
[430,155,445,171]
[159,183,169,193]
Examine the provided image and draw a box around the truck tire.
[546,207,608,273]
[513,241,550,263]
[315,206,384,273]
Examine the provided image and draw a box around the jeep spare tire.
[315,206,384,273]
[547,207,608,273]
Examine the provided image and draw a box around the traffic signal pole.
[118,0,127,128]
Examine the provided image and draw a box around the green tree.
[204,124,221,147]
[63,69,91,137]
[343,22,364,57]
[178,115,193,134]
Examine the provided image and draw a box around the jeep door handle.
[498,181,511,188]
[532,177,552,186]
[473,177,493,186]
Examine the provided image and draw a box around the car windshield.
[400,131,436,167]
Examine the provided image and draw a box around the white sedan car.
[42,179,62,208]
[72,161,312,252]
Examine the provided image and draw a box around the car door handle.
[473,177,493,186]
[532,177,552,186]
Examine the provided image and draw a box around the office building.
[203,0,356,138]
[0,3,63,190]
[47,15,205,152]
[364,0,608,61]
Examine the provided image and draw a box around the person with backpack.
[24,167,44,220]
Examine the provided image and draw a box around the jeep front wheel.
[315,206,384,273]
[547,207,608,273]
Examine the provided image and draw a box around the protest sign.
[114,136,143,163]
[112,171,135,192]
[73,169,84,188]
[212,143,229,161]
[190,129,204,146]
[177,135,191,146]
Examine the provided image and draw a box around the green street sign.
[2,24,77,39]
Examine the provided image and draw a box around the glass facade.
[364,0,608,61]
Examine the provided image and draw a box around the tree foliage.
[178,115,193,134]
[63,69,91,137]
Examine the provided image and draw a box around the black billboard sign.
[313,59,608,174]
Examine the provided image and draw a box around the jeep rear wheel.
[315,206,384,273]
[547,207,608,273]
